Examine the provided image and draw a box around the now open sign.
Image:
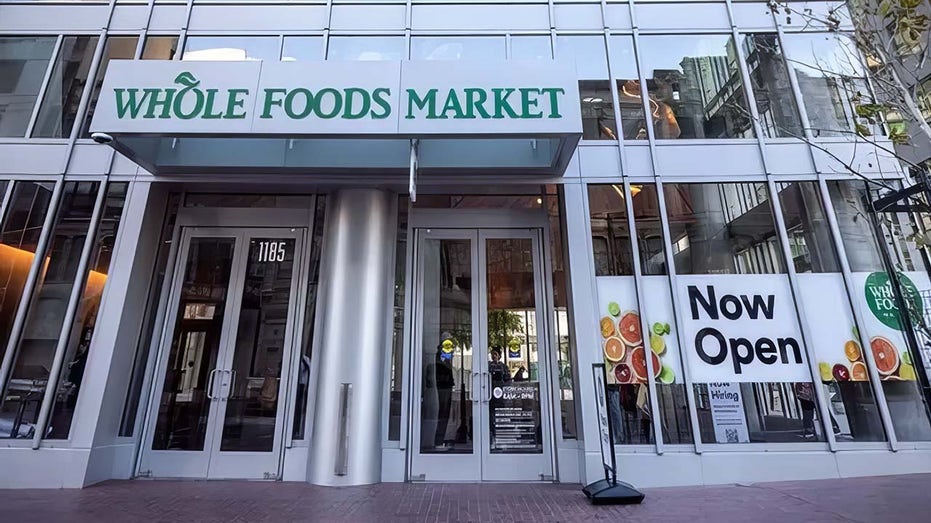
[677,275,810,383]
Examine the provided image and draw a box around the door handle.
[226,369,237,400]
[482,372,490,404]
[470,372,480,403]
[206,368,219,400]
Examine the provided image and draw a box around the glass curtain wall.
[0,37,57,138]
[664,182,825,443]
[32,36,99,138]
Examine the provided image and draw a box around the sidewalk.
[1,473,928,522]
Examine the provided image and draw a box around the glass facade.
[1,0,930,488]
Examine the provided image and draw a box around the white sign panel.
[91,60,582,137]
[707,382,750,443]
[677,275,809,383]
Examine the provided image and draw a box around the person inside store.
[426,344,455,450]
[489,348,510,386]
[795,381,817,438]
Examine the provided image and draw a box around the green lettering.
[519,88,543,119]
[440,89,465,119]
[114,89,150,119]
[406,89,438,119]
[492,88,519,119]
[315,88,342,119]
[224,89,249,119]
[173,86,204,120]
[142,88,175,119]
[342,88,370,119]
[463,88,491,119]
[285,88,314,119]
[539,87,565,118]
[371,88,391,119]
[261,88,287,118]
[202,89,224,119]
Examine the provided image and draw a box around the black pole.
[864,183,931,412]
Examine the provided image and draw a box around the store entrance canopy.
[90,60,582,176]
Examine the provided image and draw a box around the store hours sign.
[677,275,810,383]
[90,60,581,137]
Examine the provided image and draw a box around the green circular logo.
[864,272,923,330]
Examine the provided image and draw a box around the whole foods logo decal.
[112,71,567,122]
[863,271,923,330]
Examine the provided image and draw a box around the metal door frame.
[137,225,307,480]
[406,212,558,482]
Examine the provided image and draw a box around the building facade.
[2,0,931,489]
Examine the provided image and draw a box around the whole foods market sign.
[91,60,581,136]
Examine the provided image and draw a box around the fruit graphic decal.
[817,335,916,383]
[599,302,676,385]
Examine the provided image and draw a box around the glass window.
[1,181,100,439]
[610,36,649,140]
[741,33,804,139]
[589,183,694,445]
[388,197,408,441]
[141,36,178,60]
[638,35,755,139]
[291,197,326,440]
[0,37,57,138]
[281,37,324,61]
[555,35,616,141]
[327,36,404,61]
[589,184,667,276]
[546,186,578,439]
[776,181,839,273]
[665,182,784,274]
[0,182,55,357]
[411,36,505,61]
[47,183,128,439]
[510,35,551,60]
[80,36,139,137]
[781,33,866,138]
[779,181,886,442]
[119,194,180,437]
[32,36,100,138]
[828,180,931,442]
[182,36,279,61]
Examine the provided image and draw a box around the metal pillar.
[308,188,397,486]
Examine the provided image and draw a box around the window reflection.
[782,33,868,138]
[588,184,666,276]
[0,181,99,439]
[776,182,839,273]
[741,34,804,139]
[610,36,649,140]
[664,182,784,274]
[327,36,403,61]
[0,37,57,138]
[510,35,552,60]
[81,36,139,137]
[282,37,324,61]
[182,36,279,61]
[556,35,617,141]
[32,36,99,138]
[411,36,505,61]
[638,35,754,139]
[141,36,178,60]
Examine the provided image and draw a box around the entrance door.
[139,227,304,479]
[410,228,554,481]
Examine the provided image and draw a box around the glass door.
[478,230,553,481]
[409,228,553,481]
[139,227,304,479]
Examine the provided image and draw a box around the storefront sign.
[678,275,809,383]
[707,382,750,443]
[91,60,581,137]
[490,384,541,452]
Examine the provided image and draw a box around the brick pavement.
[1,473,929,522]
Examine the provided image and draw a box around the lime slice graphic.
[650,333,666,356]
[608,301,621,317]
[902,350,913,366]
[658,364,675,384]
[663,323,671,335]
[652,322,665,336]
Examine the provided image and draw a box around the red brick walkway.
[1,473,929,522]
